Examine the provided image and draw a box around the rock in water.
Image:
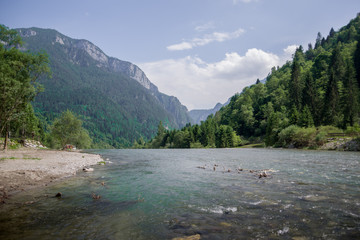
[55,192,62,198]
[172,234,201,240]
[83,167,94,172]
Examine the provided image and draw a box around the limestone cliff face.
[108,58,152,90]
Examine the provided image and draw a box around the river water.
[0,149,359,239]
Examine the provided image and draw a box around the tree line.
[142,14,360,149]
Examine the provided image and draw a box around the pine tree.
[289,51,303,109]
[322,44,344,126]
[354,37,360,88]
[342,59,359,126]
[289,105,300,126]
[315,32,322,49]
[299,105,314,127]
[302,71,320,125]
[329,27,336,38]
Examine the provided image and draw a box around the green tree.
[342,59,359,126]
[289,49,304,109]
[354,37,360,88]
[11,103,41,140]
[315,32,322,49]
[299,105,314,127]
[50,110,92,149]
[0,24,50,150]
[302,71,321,125]
[289,105,300,126]
[265,112,281,146]
[322,44,344,125]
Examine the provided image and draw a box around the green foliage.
[278,126,318,148]
[148,14,360,150]
[18,27,190,148]
[345,124,360,136]
[144,117,242,149]
[49,110,92,149]
[0,25,50,149]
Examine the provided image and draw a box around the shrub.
[315,131,327,145]
[190,142,203,148]
[318,125,342,134]
[278,125,300,147]
[345,124,360,136]
[292,127,317,148]
[278,125,318,148]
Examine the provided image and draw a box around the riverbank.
[0,148,103,203]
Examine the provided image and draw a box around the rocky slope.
[17,27,192,147]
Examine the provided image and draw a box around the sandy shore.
[0,148,102,202]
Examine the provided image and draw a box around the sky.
[1,0,360,110]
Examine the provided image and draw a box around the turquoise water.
[0,148,359,239]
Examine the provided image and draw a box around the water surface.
[1,149,359,239]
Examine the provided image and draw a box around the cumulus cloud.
[167,28,245,51]
[140,46,296,110]
[283,44,299,59]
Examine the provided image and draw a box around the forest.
[142,14,360,149]
[2,15,360,150]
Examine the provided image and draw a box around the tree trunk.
[3,124,9,152]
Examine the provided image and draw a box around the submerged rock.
[55,192,62,198]
[172,234,201,240]
[83,167,94,172]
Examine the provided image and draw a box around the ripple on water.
[1,148,360,239]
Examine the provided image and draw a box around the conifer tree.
[299,105,314,127]
[302,71,320,125]
[315,32,322,49]
[329,27,336,38]
[322,44,344,126]
[342,59,359,126]
[289,105,300,126]
[354,37,360,88]
[289,50,303,110]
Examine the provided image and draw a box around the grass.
[239,143,266,148]
[0,157,41,160]
[0,157,18,160]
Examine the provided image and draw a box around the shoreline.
[0,148,103,203]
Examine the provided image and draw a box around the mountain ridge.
[17,27,192,147]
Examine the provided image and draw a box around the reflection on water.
[1,149,359,239]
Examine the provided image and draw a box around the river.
[0,148,359,239]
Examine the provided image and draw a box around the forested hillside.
[144,14,360,149]
[17,28,191,148]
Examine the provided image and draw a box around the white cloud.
[283,44,299,59]
[140,46,296,110]
[167,28,245,51]
[195,22,215,32]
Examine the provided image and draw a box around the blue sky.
[1,0,360,110]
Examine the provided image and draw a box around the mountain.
[189,102,224,125]
[17,27,192,147]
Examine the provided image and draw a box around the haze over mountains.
[18,27,193,147]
